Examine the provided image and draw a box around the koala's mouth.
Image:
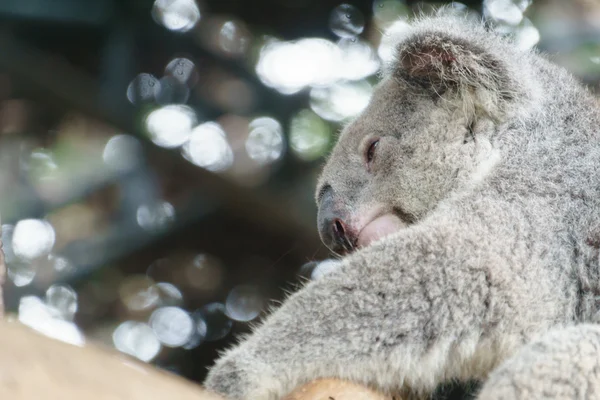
[357,213,407,249]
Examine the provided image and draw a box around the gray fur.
[204,15,600,399]
[478,325,600,399]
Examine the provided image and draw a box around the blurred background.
[0,0,599,387]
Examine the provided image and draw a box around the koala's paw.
[204,358,249,399]
[204,352,281,400]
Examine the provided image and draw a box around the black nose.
[317,187,357,255]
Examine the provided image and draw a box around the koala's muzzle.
[317,187,357,255]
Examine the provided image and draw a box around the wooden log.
[0,319,395,400]
[284,378,397,400]
[0,319,223,400]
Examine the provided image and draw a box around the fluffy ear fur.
[392,20,532,121]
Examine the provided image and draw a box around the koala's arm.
[204,195,571,399]
[478,324,600,400]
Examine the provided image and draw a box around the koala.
[204,15,600,400]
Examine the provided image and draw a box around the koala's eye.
[365,139,380,170]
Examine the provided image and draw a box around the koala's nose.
[317,188,357,255]
[322,217,357,255]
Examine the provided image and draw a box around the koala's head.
[316,16,539,255]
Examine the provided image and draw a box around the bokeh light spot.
[183,315,208,350]
[19,296,85,346]
[25,148,59,183]
[183,254,223,294]
[484,0,531,26]
[329,4,365,39]
[298,261,319,280]
[145,104,197,148]
[113,321,161,362]
[378,19,411,63]
[49,254,76,275]
[245,117,284,165]
[155,282,184,306]
[152,0,200,33]
[7,260,37,287]
[256,34,379,94]
[311,259,342,280]
[182,122,234,172]
[289,110,332,161]
[256,38,341,94]
[435,2,480,21]
[225,285,265,322]
[137,201,176,232]
[149,306,195,347]
[218,20,250,56]
[45,284,78,321]
[103,134,143,173]
[514,18,540,50]
[127,73,159,105]
[337,39,380,81]
[12,219,55,261]
[372,0,410,27]
[165,57,198,86]
[119,275,160,313]
[310,80,373,122]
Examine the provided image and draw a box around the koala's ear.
[395,31,516,119]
